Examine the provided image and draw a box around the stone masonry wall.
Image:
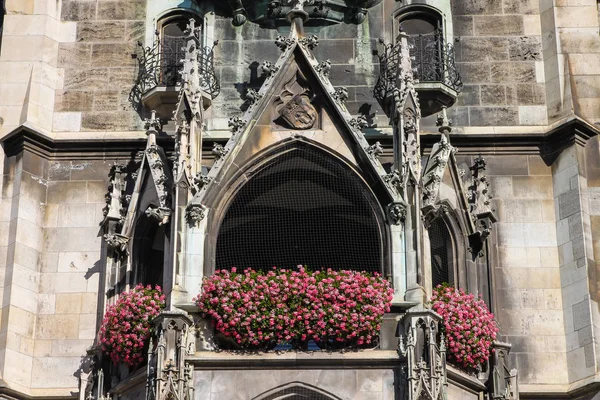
[56,0,146,131]
[450,0,547,127]
[482,154,567,388]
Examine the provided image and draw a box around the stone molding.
[3,116,598,162]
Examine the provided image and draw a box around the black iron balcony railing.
[374,30,462,115]
[130,34,220,108]
[407,30,461,91]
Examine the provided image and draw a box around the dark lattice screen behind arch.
[429,217,454,288]
[215,147,384,273]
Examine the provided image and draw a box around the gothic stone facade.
[0,0,599,399]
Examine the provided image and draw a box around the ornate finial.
[261,61,279,77]
[332,87,349,104]
[193,173,212,192]
[316,59,331,77]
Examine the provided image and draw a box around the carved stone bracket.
[186,203,206,227]
[384,169,404,193]
[388,202,407,225]
[193,173,212,192]
[145,206,171,226]
[103,233,129,256]
[398,306,448,400]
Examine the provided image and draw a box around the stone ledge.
[188,350,400,369]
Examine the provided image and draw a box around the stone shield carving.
[279,92,317,129]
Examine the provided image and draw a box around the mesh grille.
[258,386,336,400]
[429,218,453,288]
[215,147,383,273]
[160,34,186,86]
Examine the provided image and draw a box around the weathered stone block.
[469,106,519,126]
[457,62,491,83]
[91,43,137,67]
[61,0,96,22]
[453,16,474,37]
[509,37,542,61]
[57,43,91,68]
[502,0,539,14]
[491,62,536,83]
[481,84,506,105]
[97,0,146,20]
[55,293,82,314]
[63,68,109,90]
[76,21,127,42]
[125,21,145,42]
[452,0,502,15]
[55,90,94,112]
[460,37,509,62]
[81,111,141,131]
[457,85,481,106]
[474,16,524,36]
[513,176,553,199]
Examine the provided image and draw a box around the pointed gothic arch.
[205,138,390,275]
[252,382,342,400]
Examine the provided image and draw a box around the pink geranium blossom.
[194,267,393,349]
[430,285,498,370]
[99,284,166,366]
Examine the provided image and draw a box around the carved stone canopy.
[213,0,383,27]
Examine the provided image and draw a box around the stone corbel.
[145,206,171,226]
[103,233,129,256]
[388,202,407,225]
[186,203,207,227]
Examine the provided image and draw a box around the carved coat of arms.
[279,92,317,129]
[275,69,318,130]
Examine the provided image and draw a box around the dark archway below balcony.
[214,145,385,273]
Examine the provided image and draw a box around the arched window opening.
[132,214,165,287]
[429,217,454,288]
[215,147,385,273]
[398,9,444,83]
[252,382,341,400]
[158,14,201,86]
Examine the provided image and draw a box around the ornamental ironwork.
[374,30,462,109]
[130,32,220,106]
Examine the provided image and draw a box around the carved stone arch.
[252,382,342,400]
[202,137,391,276]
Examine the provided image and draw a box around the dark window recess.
[429,218,454,288]
[132,216,165,287]
[160,18,190,86]
[215,147,384,273]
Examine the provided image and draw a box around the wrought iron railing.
[374,30,462,107]
[129,34,220,107]
[407,30,462,91]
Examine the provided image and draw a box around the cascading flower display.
[195,267,394,349]
[430,285,498,370]
[99,284,166,366]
